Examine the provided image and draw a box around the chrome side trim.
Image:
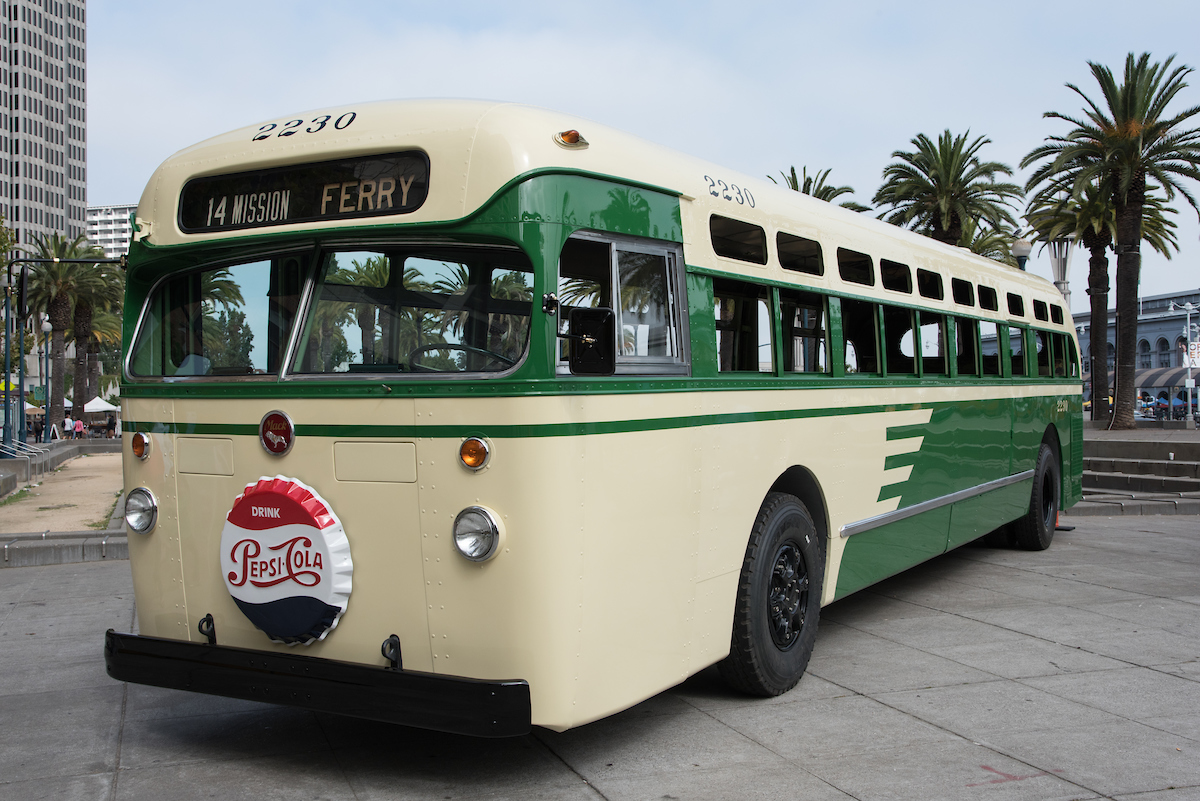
[839,470,1035,539]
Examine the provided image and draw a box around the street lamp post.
[1,266,10,448]
[1011,237,1032,271]
[1171,301,1197,427]
[1047,237,1073,305]
[40,318,51,443]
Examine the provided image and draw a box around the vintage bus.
[106,99,1083,736]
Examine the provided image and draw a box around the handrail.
[0,444,32,483]
[8,441,47,480]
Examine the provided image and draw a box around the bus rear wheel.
[719,492,824,696]
[1011,442,1059,551]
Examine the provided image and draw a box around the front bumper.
[104,630,531,737]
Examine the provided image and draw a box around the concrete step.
[1083,470,1200,494]
[1083,457,1200,479]
[1066,490,1200,517]
[1,530,128,568]
[1082,439,1200,462]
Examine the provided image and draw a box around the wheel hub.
[768,542,808,649]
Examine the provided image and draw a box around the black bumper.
[104,630,531,737]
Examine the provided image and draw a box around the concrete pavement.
[1,516,1197,800]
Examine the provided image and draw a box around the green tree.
[1025,184,1179,422]
[339,255,390,365]
[769,166,870,212]
[1021,53,1200,428]
[873,130,1023,245]
[24,233,100,435]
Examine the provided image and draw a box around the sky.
[88,0,1200,315]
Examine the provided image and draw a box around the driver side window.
[557,233,688,374]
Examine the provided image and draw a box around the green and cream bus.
[106,99,1083,737]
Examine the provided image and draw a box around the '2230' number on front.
[252,112,357,141]
[704,176,755,208]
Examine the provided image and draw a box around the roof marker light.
[554,130,588,149]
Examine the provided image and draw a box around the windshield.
[292,247,533,374]
[128,253,306,377]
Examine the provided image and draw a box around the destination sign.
[178,151,430,233]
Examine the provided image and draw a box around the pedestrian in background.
[74,417,85,439]
[106,415,116,439]
[63,413,73,440]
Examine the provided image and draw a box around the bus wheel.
[719,492,824,696]
[1011,443,1059,551]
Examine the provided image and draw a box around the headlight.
[125,487,158,533]
[452,506,503,562]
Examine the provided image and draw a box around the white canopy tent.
[83,397,119,413]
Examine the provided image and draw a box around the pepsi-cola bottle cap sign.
[220,475,353,644]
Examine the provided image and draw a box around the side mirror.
[567,307,615,376]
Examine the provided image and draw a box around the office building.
[87,202,134,258]
[3,0,89,246]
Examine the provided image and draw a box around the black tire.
[1011,442,1060,551]
[718,493,824,696]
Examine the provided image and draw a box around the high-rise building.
[87,202,134,259]
[4,0,87,247]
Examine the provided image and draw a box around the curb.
[0,494,128,569]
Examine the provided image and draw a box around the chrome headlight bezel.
[452,506,503,562]
[125,487,159,533]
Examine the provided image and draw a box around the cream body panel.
[176,437,234,476]
[333,441,417,483]
[123,398,189,640]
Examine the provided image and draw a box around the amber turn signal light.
[459,437,491,471]
[131,432,151,460]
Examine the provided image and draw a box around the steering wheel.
[407,343,516,371]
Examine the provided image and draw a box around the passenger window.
[1034,300,1049,321]
[883,305,916,375]
[1010,327,1027,376]
[777,232,823,276]
[1068,338,1079,377]
[1052,332,1068,377]
[1035,330,1052,376]
[841,298,879,374]
[714,279,772,372]
[780,289,827,373]
[917,269,944,300]
[711,215,767,264]
[978,286,998,311]
[956,317,980,376]
[952,278,974,306]
[920,312,946,375]
[1051,305,1065,325]
[980,320,1001,376]
[837,248,874,286]
[558,235,686,373]
[1008,293,1025,317]
[880,259,911,293]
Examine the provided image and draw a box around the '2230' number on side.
[252,112,357,141]
[704,176,755,208]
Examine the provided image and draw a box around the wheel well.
[768,466,830,544]
[1041,424,1064,500]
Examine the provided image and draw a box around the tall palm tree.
[955,218,1017,265]
[24,233,97,435]
[873,130,1023,245]
[71,261,122,409]
[1025,185,1178,421]
[1021,53,1200,428]
[339,255,390,365]
[770,166,870,212]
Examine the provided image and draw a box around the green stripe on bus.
[126,401,939,439]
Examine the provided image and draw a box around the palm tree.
[769,166,870,212]
[339,255,389,365]
[873,130,1023,245]
[24,233,98,435]
[956,218,1018,265]
[71,261,122,410]
[1025,185,1178,421]
[1021,53,1200,428]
